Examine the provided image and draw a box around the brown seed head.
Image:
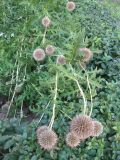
[66,132,80,148]
[92,120,103,137]
[37,129,58,150]
[70,115,94,139]
[36,126,49,137]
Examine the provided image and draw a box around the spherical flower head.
[45,45,55,55]
[33,48,45,61]
[56,55,66,65]
[36,126,49,137]
[79,48,93,63]
[66,132,80,148]
[37,129,58,150]
[42,16,51,28]
[92,120,103,137]
[70,115,94,139]
[66,1,76,12]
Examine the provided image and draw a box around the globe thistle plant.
[66,1,76,12]
[42,16,51,28]
[66,132,80,148]
[56,55,66,65]
[37,128,58,150]
[70,115,94,139]
[92,120,103,137]
[79,48,93,63]
[33,48,45,61]
[45,45,55,55]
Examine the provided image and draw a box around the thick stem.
[49,72,58,129]
[42,27,47,45]
[79,62,93,116]
[75,79,87,114]
[69,64,87,114]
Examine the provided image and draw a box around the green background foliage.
[0,0,120,159]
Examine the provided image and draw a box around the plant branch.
[79,62,93,116]
[42,27,47,45]
[49,72,58,129]
[69,64,87,114]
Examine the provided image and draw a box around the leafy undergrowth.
[0,0,120,160]
[104,0,120,18]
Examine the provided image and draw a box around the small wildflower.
[66,1,76,12]
[42,16,51,28]
[66,132,80,148]
[56,55,66,65]
[45,45,55,55]
[33,48,45,61]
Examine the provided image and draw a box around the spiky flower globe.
[92,120,103,137]
[66,1,76,12]
[57,55,66,65]
[37,129,58,150]
[36,125,49,137]
[42,16,51,28]
[45,45,55,55]
[79,48,93,63]
[33,48,45,61]
[66,132,80,148]
[70,115,94,139]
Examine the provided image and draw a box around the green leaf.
[4,139,15,149]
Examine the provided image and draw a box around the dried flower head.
[57,55,66,65]
[45,45,55,55]
[92,121,103,137]
[33,48,45,61]
[37,129,58,150]
[79,48,93,63]
[66,1,76,12]
[36,126,49,137]
[42,16,51,28]
[70,115,94,139]
[66,132,80,148]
